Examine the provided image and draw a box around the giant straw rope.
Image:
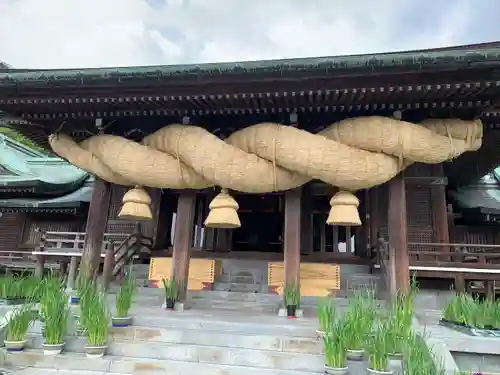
[48,116,482,228]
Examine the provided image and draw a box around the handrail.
[409,242,500,249]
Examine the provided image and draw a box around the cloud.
[0,0,498,69]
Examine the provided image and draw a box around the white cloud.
[0,0,497,69]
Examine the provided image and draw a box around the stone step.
[33,308,319,338]
[7,350,327,375]
[213,282,267,293]
[29,325,322,354]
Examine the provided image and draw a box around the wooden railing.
[33,230,153,286]
[408,242,500,270]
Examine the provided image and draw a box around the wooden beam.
[388,172,410,294]
[80,178,111,280]
[284,188,301,286]
[171,192,196,301]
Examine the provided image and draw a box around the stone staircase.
[6,296,328,375]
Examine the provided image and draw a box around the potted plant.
[4,305,34,351]
[283,283,300,318]
[112,272,136,327]
[317,297,336,338]
[344,290,377,360]
[80,285,109,358]
[366,323,392,375]
[39,275,68,355]
[162,278,179,310]
[323,321,348,375]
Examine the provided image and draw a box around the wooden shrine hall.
[1,41,500,299]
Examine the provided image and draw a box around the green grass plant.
[41,278,69,345]
[317,297,336,333]
[323,320,347,369]
[366,322,391,372]
[80,284,109,347]
[162,278,179,301]
[403,332,445,375]
[443,293,500,329]
[115,272,136,318]
[283,283,300,307]
[6,305,35,341]
[344,290,377,350]
[0,274,42,301]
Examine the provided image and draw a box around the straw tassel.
[327,191,361,226]
[118,186,153,221]
[204,188,241,229]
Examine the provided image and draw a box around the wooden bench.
[267,262,340,296]
[148,257,216,291]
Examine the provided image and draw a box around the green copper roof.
[1,42,500,87]
[450,168,500,215]
[0,179,92,213]
[0,133,89,194]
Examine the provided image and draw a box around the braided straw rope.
[48,116,482,228]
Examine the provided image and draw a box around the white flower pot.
[4,339,27,352]
[85,345,108,359]
[367,368,394,375]
[346,348,364,361]
[112,316,133,327]
[324,364,348,375]
[42,342,65,355]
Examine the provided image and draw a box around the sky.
[0,0,499,69]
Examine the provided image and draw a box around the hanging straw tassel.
[204,188,241,228]
[118,186,153,221]
[327,190,361,226]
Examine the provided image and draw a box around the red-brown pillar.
[80,178,111,280]
[388,172,410,294]
[284,188,301,287]
[171,192,196,301]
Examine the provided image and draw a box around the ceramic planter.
[85,345,108,359]
[286,305,297,318]
[4,339,27,352]
[346,348,364,361]
[42,342,65,355]
[367,368,394,375]
[112,316,133,327]
[324,365,348,375]
[166,299,176,310]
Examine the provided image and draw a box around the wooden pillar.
[369,187,380,253]
[79,178,111,280]
[430,165,450,254]
[320,214,326,253]
[388,172,410,294]
[171,192,196,301]
[101,242,115,291]
[194,195,204,249]
[284,188,301,287]
[332,226,339,253]
[34,232,46,278]
[300,185,313,254]
[215,229,231,252]
[345,226,352,254]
